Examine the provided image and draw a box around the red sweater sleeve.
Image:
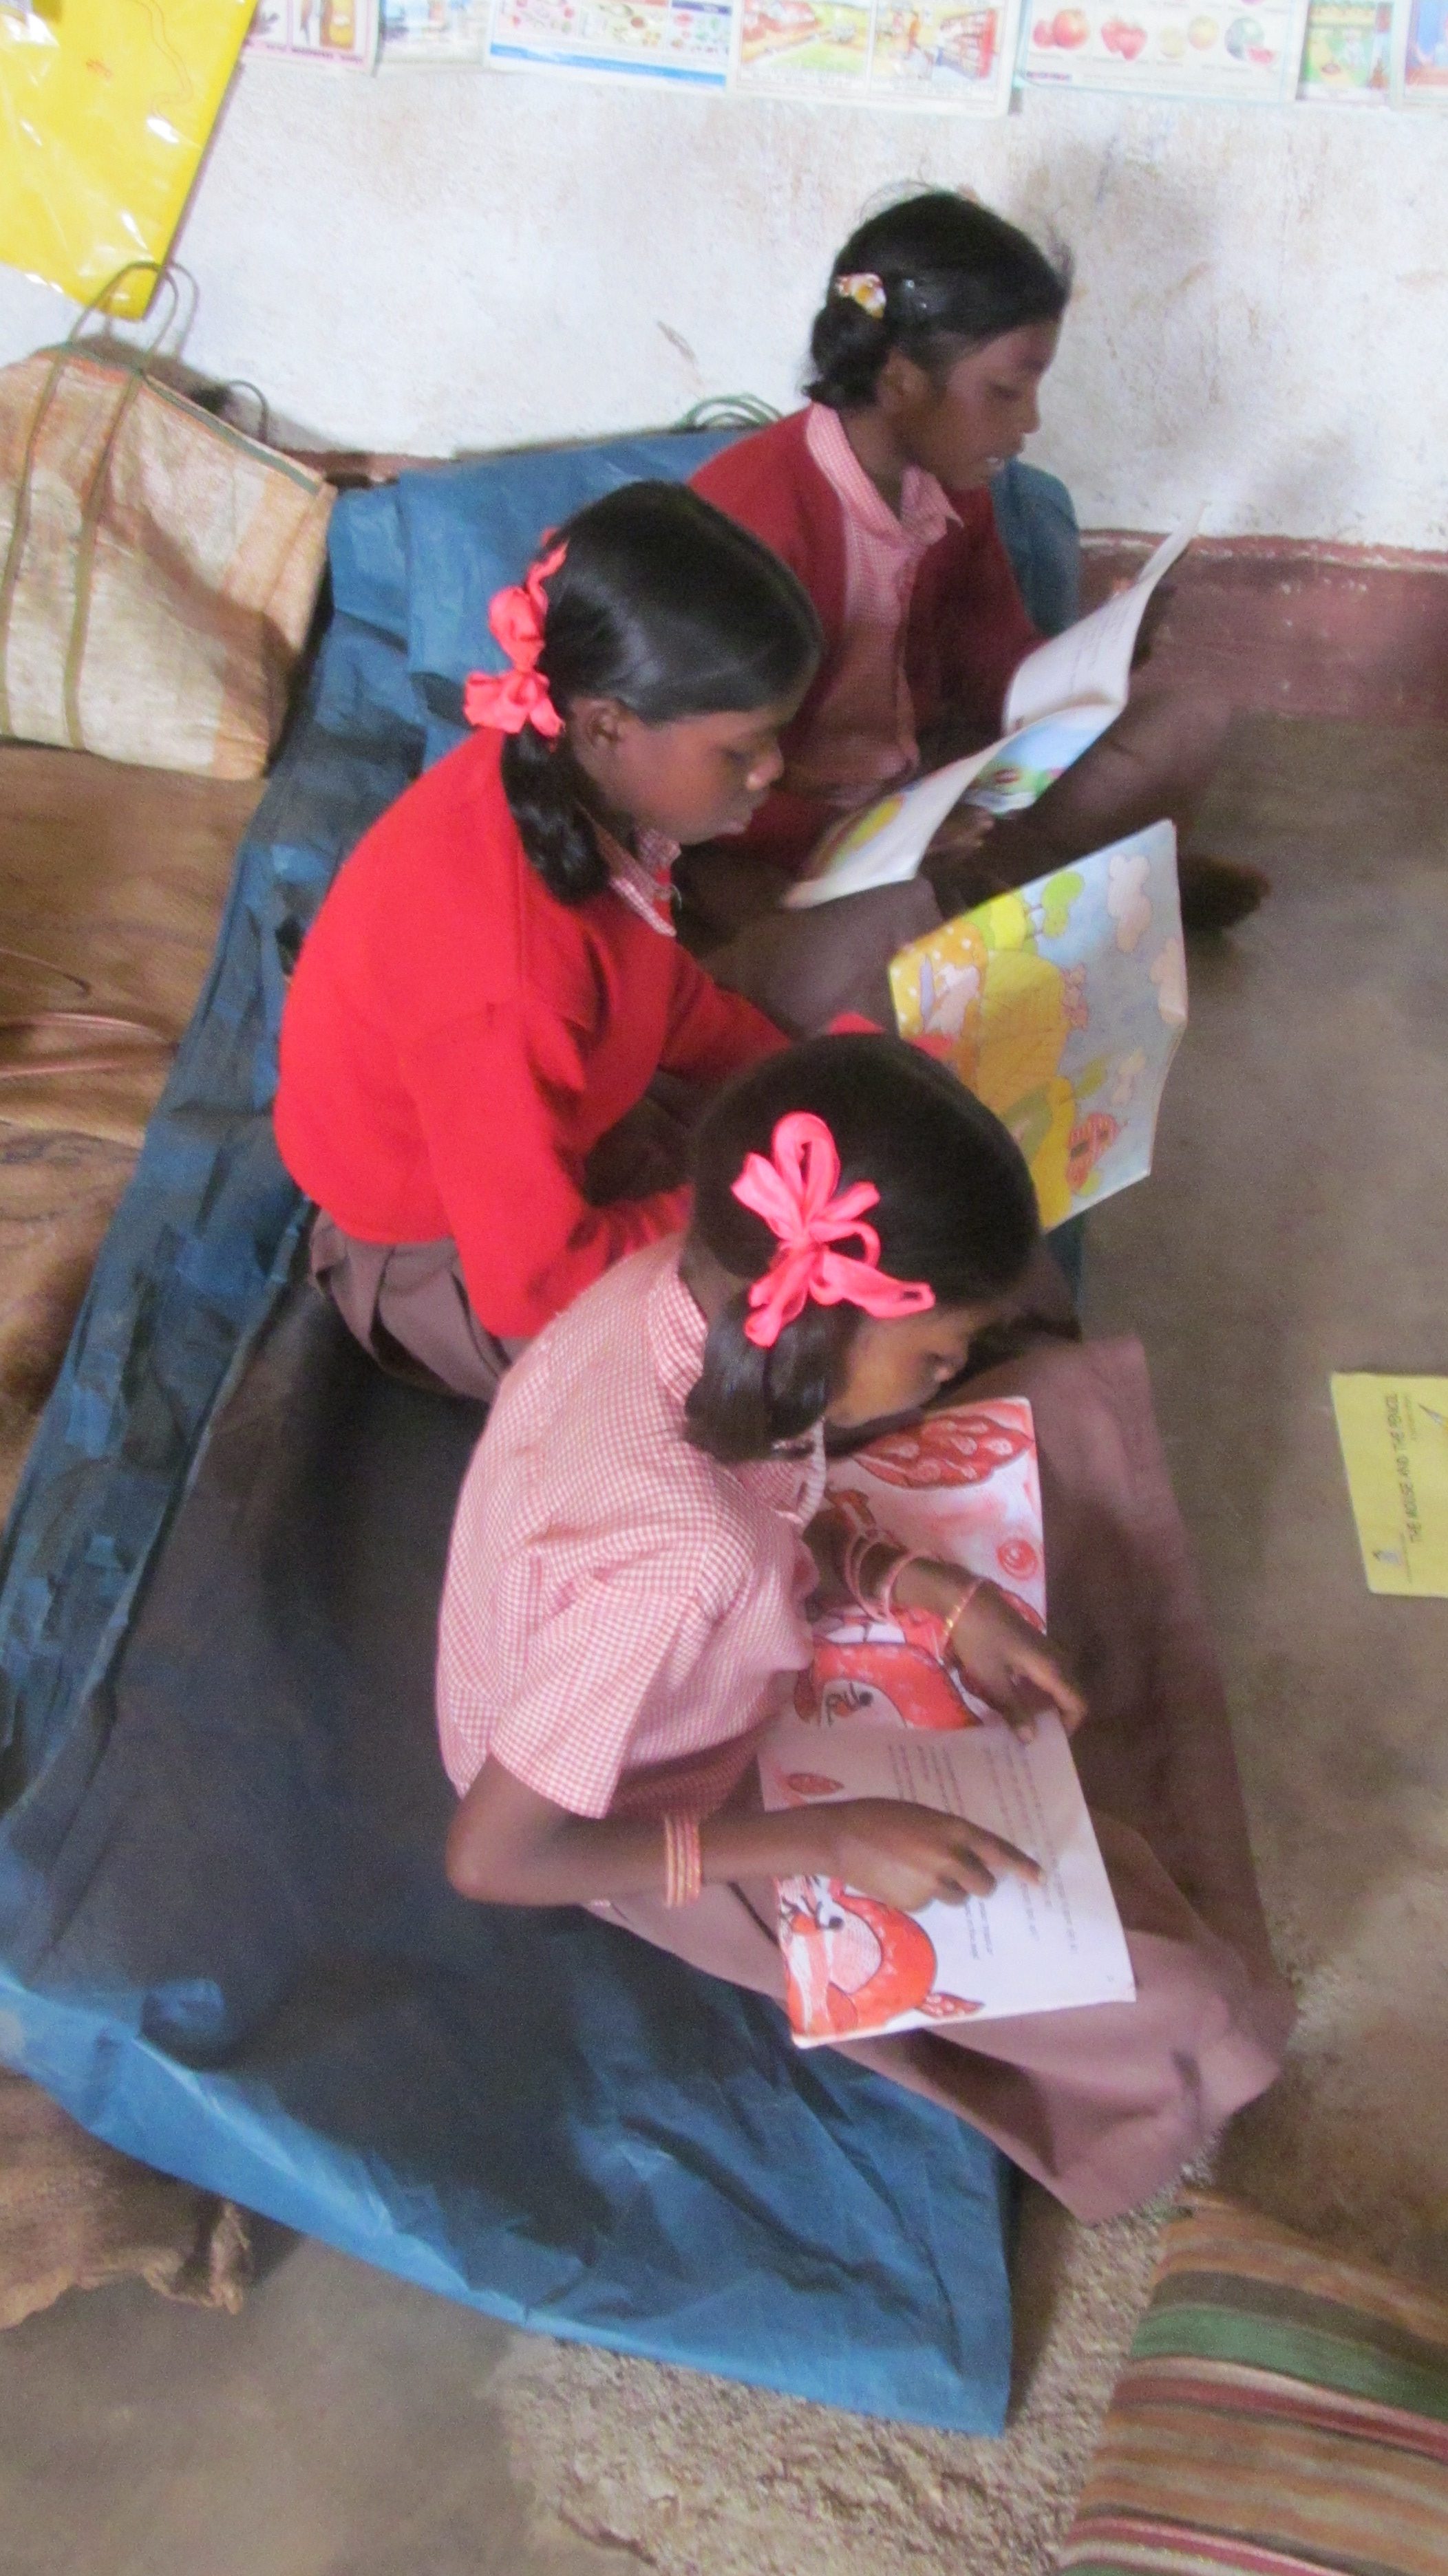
[402,1005,693,1340]
[401,955,782,1340]
[659,943,788,1084]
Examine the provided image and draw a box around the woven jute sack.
[0,281,332,781]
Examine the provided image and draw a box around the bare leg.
[926,680,1268,934]
[673,846,792,947]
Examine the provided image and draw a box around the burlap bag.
[0,271,332,781]
[0,2068,250,2330]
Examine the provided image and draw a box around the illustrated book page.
[759,1400,1135,2044]
[889,822,1186,1227]
[782,511,1197,911]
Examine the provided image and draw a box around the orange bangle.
[662,1812,703,1908]
[941,1577,983,1657]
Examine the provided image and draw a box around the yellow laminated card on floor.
[1330,1374,1448,1598]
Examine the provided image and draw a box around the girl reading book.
[439,1034,1290,2220]
[275,484,819,1399]
[687,189,1267,954]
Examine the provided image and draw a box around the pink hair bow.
[732,1111,935,1351]
[463,542,566,740]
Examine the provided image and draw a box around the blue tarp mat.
[0,427,1079,2428]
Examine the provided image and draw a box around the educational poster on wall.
[1021,0,1309,98]
[738,0,871,94]
[489,0,734,83]
[1297,0,1393,92]
[1392,0,1448,97]
[380,0,491,57]
[248,0,381,63]
[738,0,1021,109]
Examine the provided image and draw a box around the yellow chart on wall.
[1330,1373,1448,1597]
[0,2,254,318]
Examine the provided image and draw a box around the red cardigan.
[275,732,785,1338]
[693,409,1039,874]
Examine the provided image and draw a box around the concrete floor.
[0,2228,620,2576]
[1,713,1445,2576]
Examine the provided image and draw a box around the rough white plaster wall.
[0,63,1442,548]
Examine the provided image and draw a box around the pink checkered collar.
[593,820,679,938]
[805,401,959,555]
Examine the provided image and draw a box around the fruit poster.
[736,0,1023,107]
[1022,0,1310,96]
[1297,0,1393,93]
[489,0,734,82]
[1392,0,1448,97]
[380,0,491,57]
[248,0,381,62]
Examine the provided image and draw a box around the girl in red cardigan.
[275,483,821,1399]
[690,190,1266,949]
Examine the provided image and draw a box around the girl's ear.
[873,347,934,418]
[566,695,638,759]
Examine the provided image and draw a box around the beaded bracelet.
[662,1812,703,1909]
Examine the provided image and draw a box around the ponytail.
[499,727,609,906]
[685,1294,856,1467]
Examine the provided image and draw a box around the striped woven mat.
[1057,2189,1448,2576]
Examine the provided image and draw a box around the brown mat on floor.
[0,742,258,2326]
[0,744,259,1513]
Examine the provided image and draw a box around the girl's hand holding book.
[889,1556,1085,1743]
[943,1578,1085,1742]
[818,1797,1041,1915]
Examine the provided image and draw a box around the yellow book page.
[1330,1373,1448,1597]
[0,2,254,316]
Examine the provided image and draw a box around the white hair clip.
[832,272,887,321]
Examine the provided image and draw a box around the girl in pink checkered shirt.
[438,1036,1290,2221]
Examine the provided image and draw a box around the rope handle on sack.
[0,945,175,1084]
[0,261,199,748]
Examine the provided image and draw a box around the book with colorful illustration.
[758,1400,1136,2046]
[890,821,1186,1229]
[782,511,1197,913]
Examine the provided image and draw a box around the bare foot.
[1180,852,1271,934]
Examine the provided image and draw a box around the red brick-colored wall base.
[1081,534,1448,726]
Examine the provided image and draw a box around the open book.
[782,513,1198,914]
[758,1399,1136,2047]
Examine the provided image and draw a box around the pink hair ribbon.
[462,542,566,739]
[732,1111,935,1351]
